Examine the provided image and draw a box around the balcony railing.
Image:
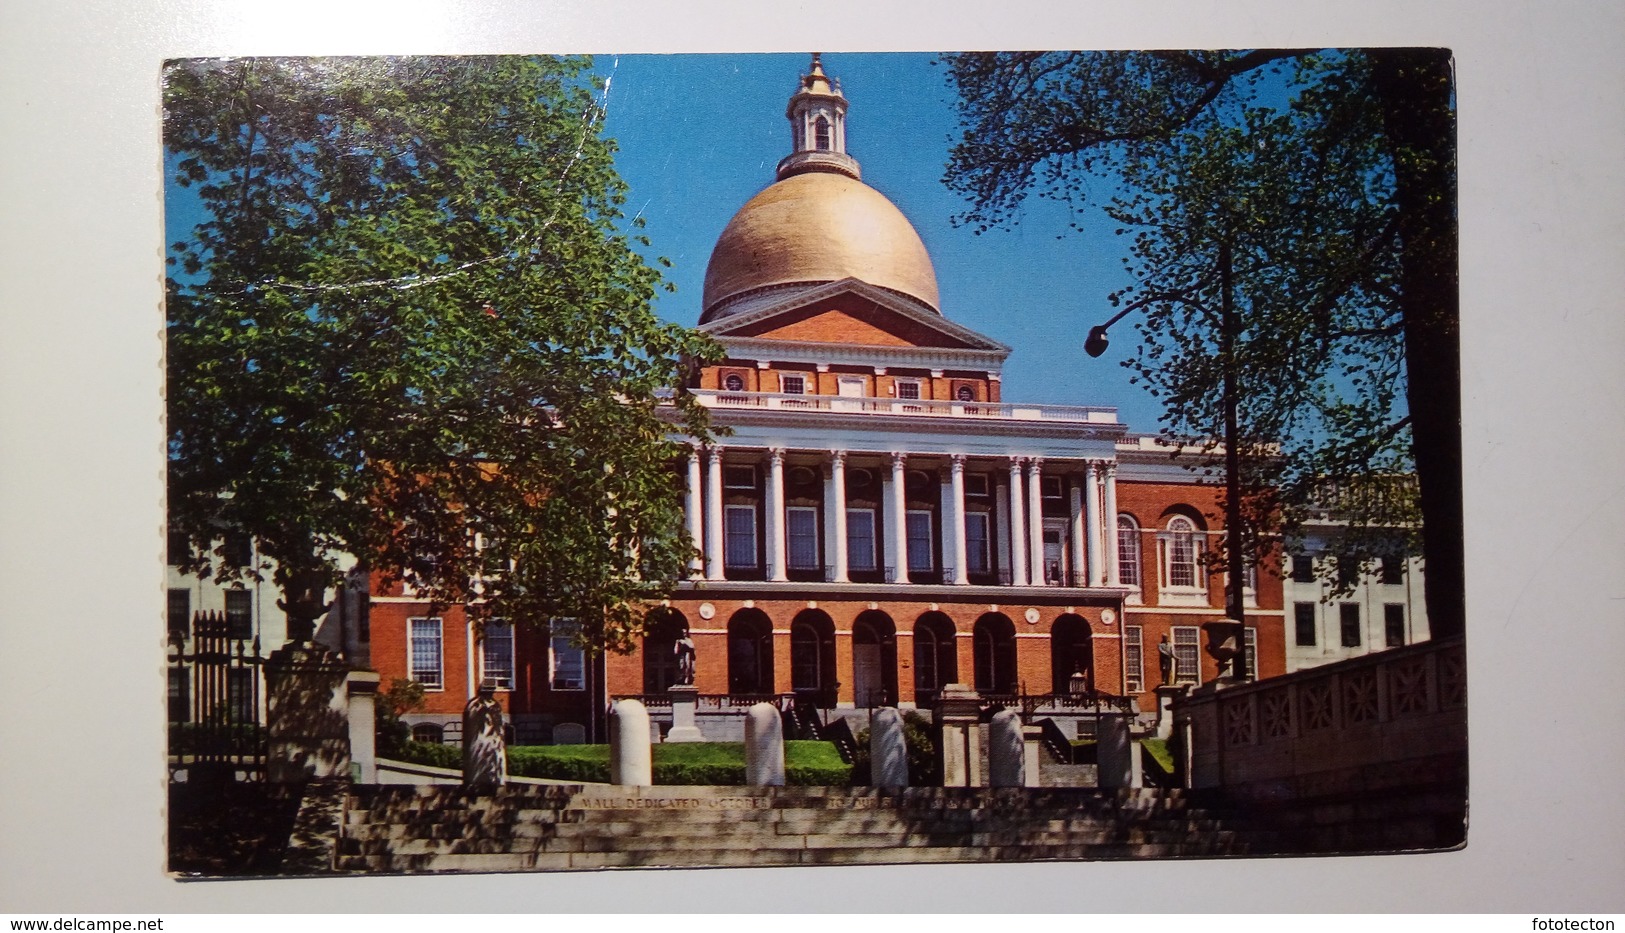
[691,389,1119,425]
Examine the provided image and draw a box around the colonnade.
[682,446,1122,589]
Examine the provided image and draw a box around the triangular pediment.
[699,279,1009,353]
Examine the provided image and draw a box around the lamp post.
[1085,240,1248,681]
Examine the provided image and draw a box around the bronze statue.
[674,628,696,686]
[1157,635,1176,686]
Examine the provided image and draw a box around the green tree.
[165,56,716,653]
[941,49,1460,638]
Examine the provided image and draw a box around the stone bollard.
[869,708,909,788]
[462,684,507,791]
[265,641,351,783]
[345,670,381,784]
[1022,723,1044,788]
[1096,712,1143,789]
[610,699,653,786]
[744,702,785,786]
[988,709,1025,787]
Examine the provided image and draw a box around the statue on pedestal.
[674,627,696,687]
[1158,635,1176,686]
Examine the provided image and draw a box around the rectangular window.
[1244,628,1258,682]
[779,373,806,394]
[168,668,190,723]
[550,626,585,691]
[1384,604,1407,647]
[1166,535,1199,588]
[409,618,444,689]
[724,504,758,568]
[964,474,989,497]
[1337,558,1359,588]
[1172,626,1200,685]
[847,508,877,571]
[894,380,921,400]
[483,621,515,689]
[1294,602,1317,647]
[167,529,189,566]
[723,466,756,490]
[1340,604,1362,648]
[965,511,991,573]
[167,588,190,637]
[1042,476,1063,500]
[1291,553,1315,584]
[224,589,253,639]
[906,510,934,572]
[787,506,820,570]
[1380,556,1405,585]
[223,531,253,568]
[228,668,255,723]
[1124,625,1144,694]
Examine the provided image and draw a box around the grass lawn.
[505,740,850,785]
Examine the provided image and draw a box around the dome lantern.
[777,53,860,181]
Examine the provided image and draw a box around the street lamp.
[1086,241,1249,682]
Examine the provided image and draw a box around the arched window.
[913,612,957,707]
[642,608,687,693]
[790,611,836,704]
[852,610,898,707]
[727,610,774,695]
[1161,515,1201,589]
[972,613,1017,695]
[814,116,832,151]
[1050,614,1094,695]
[1117,515,1141,586]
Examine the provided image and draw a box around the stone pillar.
[462,685,507,791]
[1103,462,1121,586]
[666,684,704,743]
[766,448,788,582]
[705,446,726,581]
[1027,458,1046,585]
[265,642,351,783]
[994,478,1012,582]
[1083,460,1103,586]
[685,446,705,576]
[888,451,909,583]
[1096,712,1142,789]
[1007,458,1028,587]
[1070,478,1088,587]
[610,699,653,786]
[869,707,909,789]
[828,451,848,583]
[1154,684,1187,741]
[1022,723,1044,788]
[744,702,785,786]
[988,709,1025,788]
[949,455,969,585]
[345,670,380,784]
[935,683,983,787]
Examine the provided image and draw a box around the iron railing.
[167,610,266,782]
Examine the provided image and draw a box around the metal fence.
[167,610,266,782]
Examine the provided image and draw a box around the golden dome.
[701,171,941,322]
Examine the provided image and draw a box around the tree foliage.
[942,49,1461,635]
[165,56,716,651]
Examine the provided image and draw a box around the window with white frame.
[1244,627,1258,682]
[1117,515,1141,587]
[779,373,806,395]
[964,473,989,497]
[409,618,444,689]
[1042,476,1063,500]
[1384,604,1407,647]
[965,511,991,574]
[723,466,756,490]
[786,506,820,570]
[1294,602,1318,647]
[724,504,758,568]
[906,509,934,573]
[1339,604,1362,648]
[847,508,878,571]
[1172,626,1201,685]
[225,589,252,639]
[482,621,514,690]
[894,379,921,400]
[550,623,585,691]
[1158,516,1205,600]
[722,372,746,391]
[1124,625,1144,693]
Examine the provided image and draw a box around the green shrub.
[503,741,850,785]
[375,678,426,758]
[1140,737,1175,773]
[394,740,461,770]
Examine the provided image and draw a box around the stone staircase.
[334,784,1288,873]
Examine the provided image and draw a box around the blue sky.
[593,52,1162,428]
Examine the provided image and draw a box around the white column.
[1069,475,1087,587]
[766,448,788,583]
[1027,458,1046,585]
[994,477,1012,583]
[1007,457,1028,587]
[888,452,908,583]
[827,451,848,583]
[1083,459,1103,586]
[1103,461,1121,586]
[685,446,704,577]
[949,455,969,585]
[705,446,725,581]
